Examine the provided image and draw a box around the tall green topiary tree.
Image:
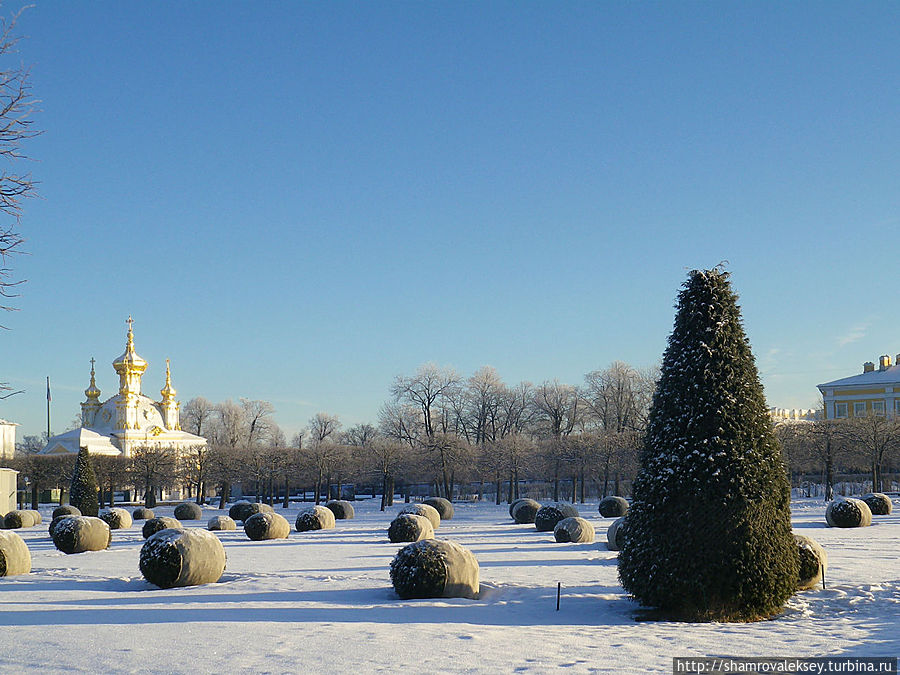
[618,268,798,622]
[69,446,99,517]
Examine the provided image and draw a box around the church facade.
[42,318,207,457]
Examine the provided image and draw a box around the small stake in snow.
[821,564,826,590]
[556,582,561,611]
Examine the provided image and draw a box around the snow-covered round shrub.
[52,505,80,519]
[132,507,155,520]
[51,516,111,554]
[388,514,435,543]
[99,508,133,530]
[325,500,355,520]
[207,515,236,531]
[390,539,479,600]
[3,510,35,529]
[607,516,627,551]
[509,498,525,518]
[534,503,579,532]
[142,516,182,539]
[553,516,595,543]
[173,502,203,521]
[825,499,872,528]
[244,512,290,541]
[229,501,273,523]
[0,530,31,576]
[295,505,336,532]
[861,493,892,516]
[511,499,541,524]
[423,497,454,520]
[49,515,77,538]
[598,496,629,518]
[139,528,226,589]
[794,534,827,590]
[27,510,42,525]
[399,503,441,530]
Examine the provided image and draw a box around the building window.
[835,402,848,418]
[872,400,886,416]
[895,399,900,416]
[853,401,867,417]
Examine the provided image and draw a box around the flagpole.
[46,376,51,441]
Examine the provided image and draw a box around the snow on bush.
[388,514,434,543]
[49,515,77,538]
[295,505,336,532]
[229,501,273,523]
[825,499,872,528]
[52,505,80,519]
[99,508,132,530]
[325,500,355,520]
[511,499,541,524]
[861,493,892,516]
[139,528,226,589]
[173,502,203,521]
[244,512,290,541]
[399,503,441,530]
[607,516,626,551]
[132,507,155,521]
[142,517,182,539]
[553,516,595,543]
[794,534,827,590]
[423,497,454,520]
[390,539,479,600]
[3,510,35,529]
[207,515,236,531]
[598,496,629,518]
[508,498,525,518]
[534,503,579,532]
[51,516,111,554]
[0,530,31,576]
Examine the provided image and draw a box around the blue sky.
[2,2,899,441]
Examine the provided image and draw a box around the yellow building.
[818,354,900,419]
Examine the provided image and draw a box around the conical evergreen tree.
[618,268,798,621]
[70,446,99,517]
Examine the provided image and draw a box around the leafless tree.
[306,412,341,504]
[182,397,216,438]
[531,380,582,500]
[841,413,900,493]
[129,444,177,508]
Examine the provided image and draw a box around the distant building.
[41,317,207,457]
[817,354,900,420]
[768,408,819,424]
[0,419,16,460]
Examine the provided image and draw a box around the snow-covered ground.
[2,498,897,674]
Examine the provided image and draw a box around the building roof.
[818,364,900,389]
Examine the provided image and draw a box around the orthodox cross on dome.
[84,356,101,401]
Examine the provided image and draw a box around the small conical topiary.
[69,447,99,518]
[618,268,798,622]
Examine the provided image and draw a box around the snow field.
[0,498,897,674]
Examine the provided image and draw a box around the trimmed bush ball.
[142,517,182,539]
[207,515,236,531]
[229,501,273,523]
[295,505,336,532]
[51,516,111,554]
[49,515,77,538]
[554,516,595,543]
[399,503,441,531]
[27,510,42,525]
[174,502,203,521]
[388,514,435,543]
[534,503,579,532]
[132,507,155,520]
[140,527,226,589]
[390,539,479,600]
[53,505,80,519]
[511,499,541,524]
[509,498,525,518]
[825,498,872,528]
[794,534,827,591]
[4,510,35,529]
[423,497,454,520]
[99,508,133,530]
[244,512,290,541]
[598,496,629,518]
[325,500,355,520]
[607,516,627,551]
[0,530,31,576]
[861,493,892,516]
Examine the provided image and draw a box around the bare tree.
[307,412,341,504]
[841,413,900,493]
[531,380,582,500]
[182,397,216,438]
[129,445,177,508]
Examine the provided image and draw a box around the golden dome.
[112,316,147,375]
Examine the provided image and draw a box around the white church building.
[42,318,207,457]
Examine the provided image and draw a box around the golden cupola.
[159,358,181,431]
[80,357,103,427]
[113,316,147,396]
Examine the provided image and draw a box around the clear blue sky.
[2,1,899,441]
